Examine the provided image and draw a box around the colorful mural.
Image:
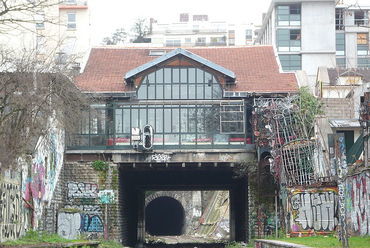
[288,187,338,235]
[345,170,370,236]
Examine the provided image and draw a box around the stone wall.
[56,162,120,241]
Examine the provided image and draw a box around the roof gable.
[124,48,236,83]
[76,46,298,94]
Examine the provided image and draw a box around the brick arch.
[145,191,183,207]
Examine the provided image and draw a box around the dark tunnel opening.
[145,196,185,236]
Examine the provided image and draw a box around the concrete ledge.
[255,239,312,248]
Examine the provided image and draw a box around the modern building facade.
[147,14,256,47]
[255,0,370,87]
[335,3,370,68]
[66,46,298,246]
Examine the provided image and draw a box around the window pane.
[164,85,171,99]
[173,68,180,83]
[131,108,138,128]
[172,84,180,99]
[139,108,146,128]
[180,108,188,133]
[189,85,196,99]
[123,109,130,133]
[138,84,147,99]
[180,84,188,99]
[188,68,195,83]
[156,69,163,84]
[188,108,196,132]
[180,68,187,83]
[156,108,163,132]
[172,108,179,132]
[164,108,171,132]
[197,84,204,99]
[164,68,171,83]
[196,69,204,83]
[148,84,155,99]
[148,109,155,128]
[156,84,163,99]
[115,109,123,133]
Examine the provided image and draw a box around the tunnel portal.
[145,196,185,236]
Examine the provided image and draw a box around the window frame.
[67,12,77,30]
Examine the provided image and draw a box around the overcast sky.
[89,0,370,45]
[89,0,271,45]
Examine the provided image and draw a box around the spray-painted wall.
[0,175,29,242]
[57,181,105,239]
[345,170,370,236]
[287,187,338,235]
[23,124,64,229]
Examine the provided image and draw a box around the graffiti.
[289,188,338,232]
[98,190,115,204]
[0,182,27,242]
[67,182,98,199]
[346,171,370,235]
[81,214,104,232]
[219,154,232,162]
[151,153,171,162]
[57,212,81,239]
[64,205,102,215]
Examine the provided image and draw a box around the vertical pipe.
[275,190,278,238]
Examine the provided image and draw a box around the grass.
[265,235,370,248]
[1,230,87,246]
[97,240,123,248]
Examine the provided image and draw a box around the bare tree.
[131,18,150,43]
[0,0,61,33]
[0,0,91,171]
[102,28,127,45]
[0,48,89,171]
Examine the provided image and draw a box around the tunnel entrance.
[145,196,185,236]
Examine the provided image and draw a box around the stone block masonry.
[54,162,120,241]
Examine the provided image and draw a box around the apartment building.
[0,0,91,68]
[256,0,336,87]
[336,3,370,68]
[256,0,370,86]
[147,14,256,47]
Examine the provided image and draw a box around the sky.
[89,0,271,45]
[89,0,370,46]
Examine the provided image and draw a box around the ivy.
[91,160,109,172]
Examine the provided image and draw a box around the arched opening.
[145,196,185,236]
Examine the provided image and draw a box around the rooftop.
[75,46,298,94]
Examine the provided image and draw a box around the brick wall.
[43,161,121,241]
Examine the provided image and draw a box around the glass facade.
[67,67,251,150]
[276,29,301,52]
[358,57,370,68]
[357,33,369,56]
[276,4,301,26]
[279,54,301,71]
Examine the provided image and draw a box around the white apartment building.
[147,14,256,47]
[0,0,91,68]
[335,3,370,68]
[256,0,370,87]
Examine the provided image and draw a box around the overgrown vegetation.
[98,240,123,248]
[91,160,109,172]
[1,230,85,245]
[267,235,370,248]
[296,86,323,138]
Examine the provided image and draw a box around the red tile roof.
[76,46,298,94]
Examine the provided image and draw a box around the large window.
[276,4,301,26]
[357,33,369,56]
[336,8,344,30]
[279,54,301,71]
[137,67,223,100]
[277,29,301,52]
[358,57,370,68]
[336,33,345,56]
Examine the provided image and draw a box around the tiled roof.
[327,68,370,85]
[75,46,298,94]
